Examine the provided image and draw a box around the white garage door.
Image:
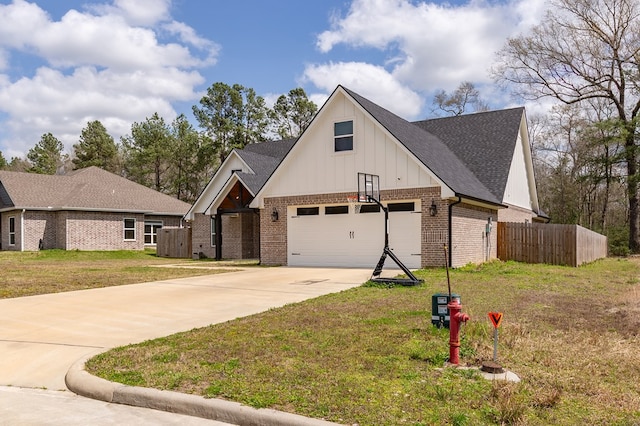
[287,201,421,269]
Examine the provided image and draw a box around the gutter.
[448,196,462,267]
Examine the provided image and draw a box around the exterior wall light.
[271,208,279,222]
[430,199,438,217]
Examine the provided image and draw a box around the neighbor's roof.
[0,166,191,215]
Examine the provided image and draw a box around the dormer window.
[334,120,353,152]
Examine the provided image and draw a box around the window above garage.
[334,120,353,152]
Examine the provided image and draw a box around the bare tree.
[493,0,640,252]
[432,81,489,116]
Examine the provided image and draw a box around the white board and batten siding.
[502,116,538,211]
[260,91,440,199]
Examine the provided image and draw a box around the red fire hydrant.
[448,298,470,365]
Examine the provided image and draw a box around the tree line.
[0,84,317,204]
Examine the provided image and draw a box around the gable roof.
[194,85,534,213]
[0,166,191,215]
[233,138,296,194]
[342,87,503,205]
[412,107,525,202]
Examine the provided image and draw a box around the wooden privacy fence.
[497,222,607,267]
[156,227,192,258]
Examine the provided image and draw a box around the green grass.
[86,258,640,425]
[0,249,238,298]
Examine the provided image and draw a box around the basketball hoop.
[347,195,362,213]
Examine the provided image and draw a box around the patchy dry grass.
[87,258,640,425]
[0,250,238,298]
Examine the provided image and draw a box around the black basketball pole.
[368,195,422,285]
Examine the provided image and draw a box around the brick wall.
[191,213,215,258]
[0,210,182,252]
[498,203,535,223]
[451,204,497,267]
[23,211,56,250]
[222,214,242,258]
[0,211,21,251]
[190,212,259,260]
[65,211,145,250]
[260,187,449,267]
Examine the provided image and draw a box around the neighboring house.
[186,85,546,268]
[0,166,191,251]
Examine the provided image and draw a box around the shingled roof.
[343,87,514,205]
[233,138,296,195]
[413,107,525,202]
[0,166,191,215]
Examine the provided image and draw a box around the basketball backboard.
[357,172,380,203]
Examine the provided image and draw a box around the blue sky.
[0,0,547,159]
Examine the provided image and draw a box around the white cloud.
[89,0,171,26]
[312,0,546,108]
[303,61,423,120]
[0,0,216,158]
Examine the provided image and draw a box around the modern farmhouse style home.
[186,85,545,268]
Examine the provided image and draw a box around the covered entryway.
[213,181,259,260]
[287,200,421,268]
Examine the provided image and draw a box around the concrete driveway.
[0,266,370,423]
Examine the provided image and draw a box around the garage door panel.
[288,203,420,269]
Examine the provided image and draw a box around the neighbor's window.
[211,216,217,247]
[144,221,163,245]
[334,120,353,152]
[9,216,16,245]
[124,218,136,241]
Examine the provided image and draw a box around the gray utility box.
[431,293,461,329]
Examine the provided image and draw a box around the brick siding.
[260,187,451,267]
[1,210,183,251]
[451,204,497,267]
[498,203,535,223]
[191,212,259,259]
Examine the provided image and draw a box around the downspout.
[448,196,462,268]
[20,209,25,252]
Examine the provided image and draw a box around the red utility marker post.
[488,312,503,362]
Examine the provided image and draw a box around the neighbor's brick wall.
[451,204,497,267]
[260,187,449,267]
[2,210,183,252]
[65,211,145,250]
[152,216,183,228]
[23,211,57,250]
[498,204,534,223]
[0,211,21,251]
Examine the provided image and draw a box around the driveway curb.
[65,356,341,426]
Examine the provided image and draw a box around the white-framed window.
[144,221,163,245]
[9,216,16,246]
[124,218,136,241]
[210,215,216,247]
[334,120,353,152]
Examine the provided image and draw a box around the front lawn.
[0,250,237,298]
[87,258,640,425]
